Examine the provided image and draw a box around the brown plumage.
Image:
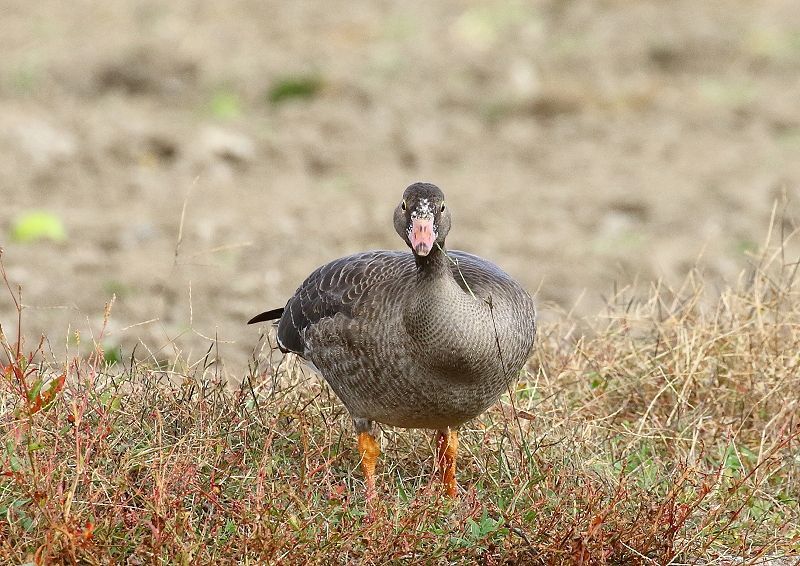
[249,182,536,501]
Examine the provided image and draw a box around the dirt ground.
[2,1,800,372]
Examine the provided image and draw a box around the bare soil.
[2,1,800,371]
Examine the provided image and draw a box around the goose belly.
[307,331,517,429]
[303,295,534,429]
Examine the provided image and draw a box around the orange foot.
[436,428,459,497]
[357,430,381,506]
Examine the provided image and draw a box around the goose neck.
[414,244,452,279]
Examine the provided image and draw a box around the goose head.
[394,182,451,257]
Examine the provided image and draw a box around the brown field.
[2,0,800,369]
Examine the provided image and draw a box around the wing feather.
[276,251,412,354]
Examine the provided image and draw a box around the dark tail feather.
[248,307,284,325]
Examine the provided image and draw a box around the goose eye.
[440,202,446,212]
[401,200,407,211]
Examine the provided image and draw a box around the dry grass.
[2,232,799,564]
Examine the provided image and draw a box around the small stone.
[199,126,255,165]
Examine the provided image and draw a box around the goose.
[249,182,536,501]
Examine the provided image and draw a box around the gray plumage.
[250,182,536,431]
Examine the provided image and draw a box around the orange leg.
[357,430,381,503]
[435,428,459,497]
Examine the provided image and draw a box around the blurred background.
[1,1,799,371]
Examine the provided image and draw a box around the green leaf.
[103,343,123,366]
[26,377,44,404]
[210,90,242,119]
[468,518,480,540]
[396,479,409,503]
[11,211,67,243]
[4,439,24,471]
[267,75,322,105]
